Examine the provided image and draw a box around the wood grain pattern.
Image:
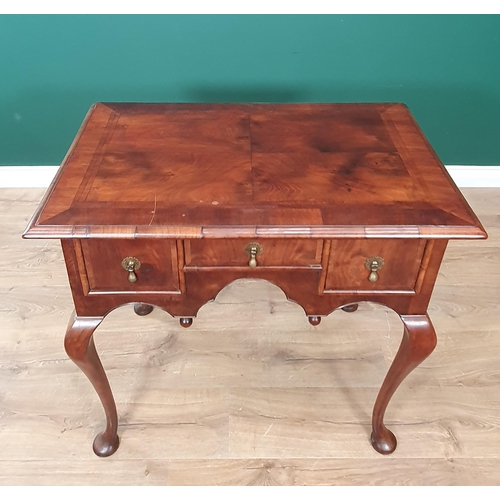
[185,239,322,268]
[80,239,180,293]
[22,103,486,239]
[325,239,427,292]
[371,314,437,454]
[64,312,119,457]
[3,188,499,483]
[19,103,488,457]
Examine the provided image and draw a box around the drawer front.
[324,239,426,292]
[185,239,323,268]
[80,239,180,292]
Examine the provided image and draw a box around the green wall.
[1,14,499,166]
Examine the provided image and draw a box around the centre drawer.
[184,239,323,268]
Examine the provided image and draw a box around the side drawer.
[80,239,180,293]
[184,239,323,268]
[324,239,426,293]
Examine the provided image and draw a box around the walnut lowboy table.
[24,103,487,457]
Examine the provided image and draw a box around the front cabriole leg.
[371,313,437,454]
[64,311,119,457]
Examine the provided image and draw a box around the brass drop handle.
[248,247,258,268]
[244,242,263,268]
[121,256,141,283]
[365,256,384,282]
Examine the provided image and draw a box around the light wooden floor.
[0,188,499,485]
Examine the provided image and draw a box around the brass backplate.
[121,256,141,271]
[244,242,263,257]
[365,256,384,271]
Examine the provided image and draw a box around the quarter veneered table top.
[24,103,486,239]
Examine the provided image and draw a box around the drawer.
[324,239,426,292]
[80,239,180,292]
[184,239,323,268]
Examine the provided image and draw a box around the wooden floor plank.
[0,458,499,486]
[0,188,499,485]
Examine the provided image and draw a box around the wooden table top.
[24,103,486,240]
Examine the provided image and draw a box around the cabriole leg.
[371,314,437,454]
[64,311,119,457]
